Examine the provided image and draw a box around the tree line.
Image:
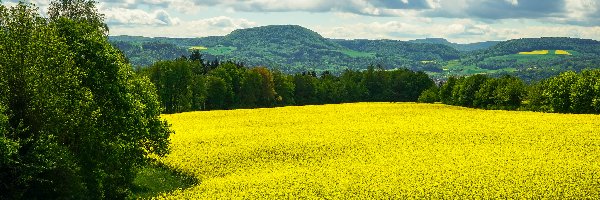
[139,52,435,113]
[1,1,170,199]
[419,69,600,114]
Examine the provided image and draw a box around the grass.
[336,49,376,58]
[131,163,197,199]
[188,46,208,51]
[154,103,600,198]
[204,46,237,56]
[422,50,578,79]
[439,60,503,77]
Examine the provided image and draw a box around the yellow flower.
[157,103,600,199]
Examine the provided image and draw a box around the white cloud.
[314,19,500,42]
[103,8,180,26]
[312,18,600,43]
[4,0,600,43]
[109,16,257,37]
[182,0,433,16]
[505,0,519,6]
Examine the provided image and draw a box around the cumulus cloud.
[109,16,257,37]
[315,19,497,41]
[426,0,566,19]
[104,8,179,26]
[3,0,600,42]
[188,16,257,31]
[154,0,435,16]
[316,16,600,43]
[555,0,600,26]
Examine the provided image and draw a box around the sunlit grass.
[188,46,208,51]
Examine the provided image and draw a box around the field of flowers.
[156,103,600,198]
[555,50,572,55]
[518,50,549,55]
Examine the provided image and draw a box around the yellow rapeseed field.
[156,103,600,199]
[518,50,549,55]
[555,50,572,55]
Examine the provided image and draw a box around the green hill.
[444,37,600,81]
[110,25,461,74]
[109,27,600,81]
[408,38,500,52]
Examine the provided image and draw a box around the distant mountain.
[476,37,600,57]
[450,37,600,82]
[109,26,600,81]
[408,38,500,51]
[224,25,343,50]
[331,39,460,61]
[111,39,187,66]
[110,25,462,73]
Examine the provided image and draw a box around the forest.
[109,27,600,82]
[138,51,434,113]
[140,50,600,115]
[1,1,170,199]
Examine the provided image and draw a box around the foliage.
[111,41,188,67]
[435,69,600,114]
[418,87,440,103]
[0,2,171,199]
[526,70,600,114]
[111,33,600,82]
[451,74,489,107]
[109,25,462,74]
[140,57,435,112]
[154,103,600,198]
[408,38,500,52]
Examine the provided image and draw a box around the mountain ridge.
[110,25,600,81]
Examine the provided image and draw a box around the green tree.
[418,87,440,103]
[545,71,577,113]
[474,78,499,108]
[570,70,600,113]
[494,76,525,109]
[361,65,390,101]
[1,2,171,199]
[340,70,368,102]
[240,69,263,107]
[293,73,317,105]
[593,71,600,113]
[209,62,243,108]
[439,76,457,104]
[316,72,344,104]
[252,67,277,107]
[272,70,295,106]
[205,76,229,110]
[454,75,488,107]
[527,79,551,112]
[191,74,207,111]
[145,60,194,113]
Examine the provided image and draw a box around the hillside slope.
[110,25,461,73]
[110,28,600,81]
[438,37,600,81]
[408,38,500,51]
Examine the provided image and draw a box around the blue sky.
[4,0,600,43]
